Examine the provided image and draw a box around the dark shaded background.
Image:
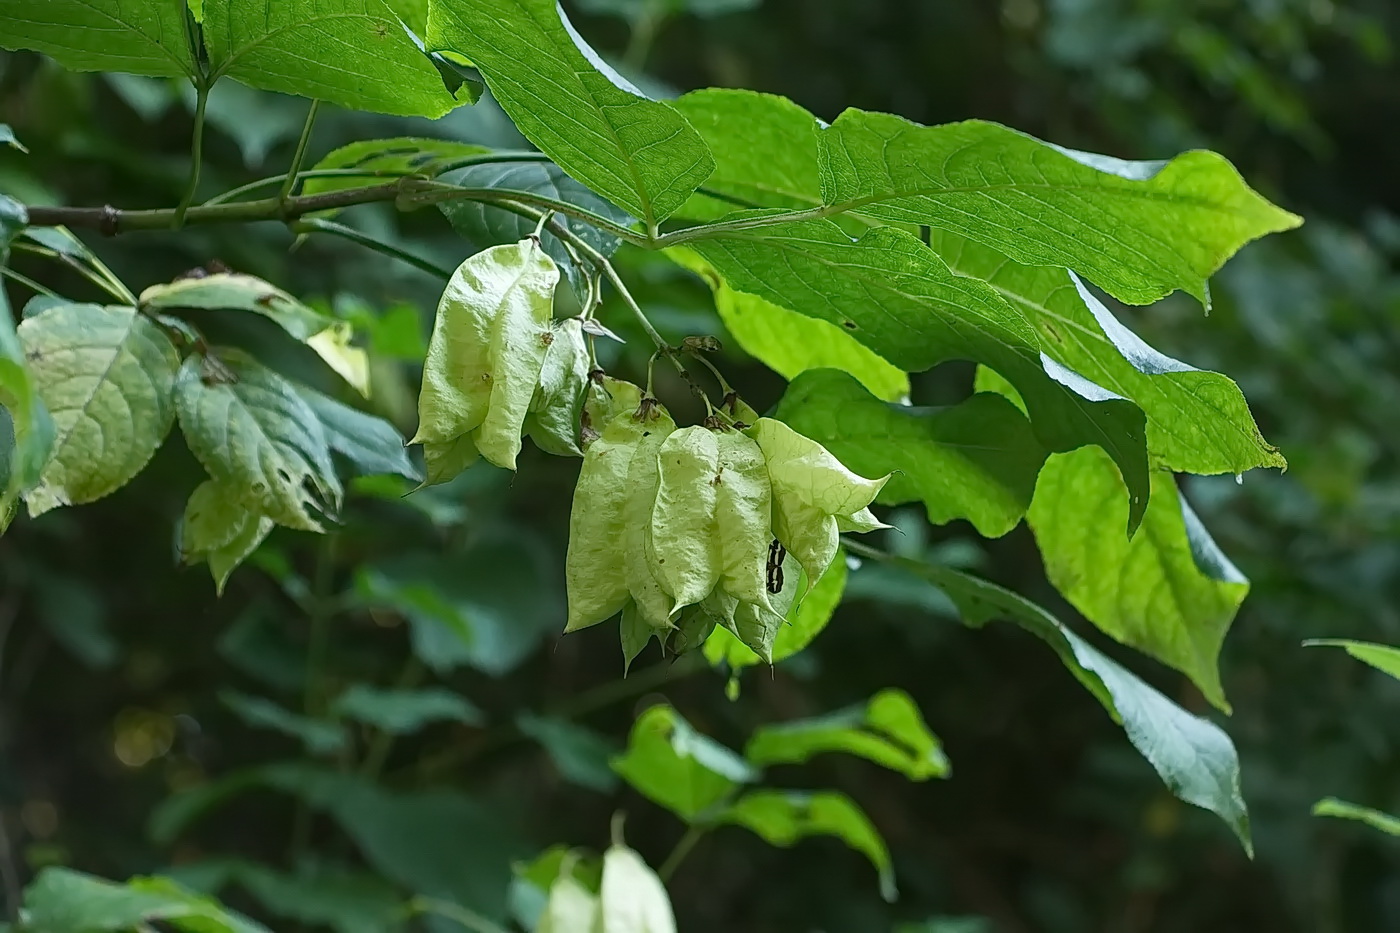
[2,1,1400,931]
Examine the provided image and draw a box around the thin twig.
[293,217,453,280]
[277,100,321,207]
[0,266,60,300]
[658,825,706,882]
[173,84,209,228]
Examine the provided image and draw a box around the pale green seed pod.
[747,417,889,516]
[599,844,676,933]
[836,506,890,533]
[650,426,722,614]
[713,430,775,612]
[620,600,659,674]
[667,603,719,656]
[564,386,651,633]
[413,239,558,457]
[526,318,591,457]
[582,376,643,448]
[772,493,840,592]
[622,403,678,631]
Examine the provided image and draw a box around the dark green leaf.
[518,712,620,793]
[296,384,421,482]
[745,688,949,781]
[690,220,1150,530]
[332,684,484,733]
[22,868,269,933]
[220,689,349,754]
[426,0,714,225]
[202,0,466,117]
[230,862,404,933]
[302,136,491,209]
[776,369,1047,537]
[611,704,757,821]
[819,110,1302,306]
[720,790,896,902]
[1312,797,1400,836]
[1029,449,1248,712]
[938,235,1284,475]
[0,1,197,78]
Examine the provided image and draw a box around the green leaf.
[1303,639,1400,682]
[518,712,621,793]
[704,549,847,672]
[22,867,270,933]
[437,160,634,296]
[175,351,343,532]
[178,479,275,594]
[819,111,1302,306]
[775,369,1047,537]
[0,124,24,153]
[689,220,1150,531]
[939,236,1283,475]
[18,304,178,517]
[220,689,348,754]
[201,0,466,117]
[720,790,895,902]
[1029,448,1248,712]
[890,556,1251,853]
[303,137,490,206]
[599,845,675,933]
[426,0,714,225]
[670,88,821,221]
[667,248,909,403]
[139,272,369,393]
[0,1,197,78]
[296,384,421,482]
[1312,797,1400,836]
[227,862,403,933]
[745,688,949,781]
[611,704,757,821]
[332,684,483,733]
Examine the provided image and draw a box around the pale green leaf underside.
[776,369,1046,537]
[937,232,1283,476]
[1029,449,1248,713]
[690,219,1150,531]
[610,704,757,822]
[668,247,908,403]
[202,0,463,117]
[1312,797,1400,836]
[427,0,714,224]
[721,790,895,902]
[821,110,1302,306]
[745,688,949,781]
[0,0,196,78]
[1304,639,1400,682]
[892,557,1251,853]
[19,304,179,516]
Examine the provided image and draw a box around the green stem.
[398,178,647,245]
[293,217,453,280]
[173,84,209,228]
[9,242,133,304]
[278,100,321,207]
[658,825,706,882]
[406,897,511,933]
[203,169,415,207]
[654,204,838,247]
[0,267,60,300]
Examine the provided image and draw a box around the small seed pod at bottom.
[666,603,721,656]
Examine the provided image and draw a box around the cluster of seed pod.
[565,381,890,666]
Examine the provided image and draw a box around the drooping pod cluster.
[411,237,592,485]
[566,384,890,666]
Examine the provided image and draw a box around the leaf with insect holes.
[706,549,847,671]
[139,273,369,394]
[746,688,949,780]
[526,318,592,457]
[175,351,342,532]
[0,1,198,78]
[566,389,656,632]
[413,239,560,470]
[200,0,468,117]
[720,790,896,902]
[622,405,678,631]
[651,427,723,614]
[611,704,757,822]
[599,845,676,933]
[819,110,1302,306]
[17,304,178,517]
[427,0,714,226]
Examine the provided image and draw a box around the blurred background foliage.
[2,0,1399,930]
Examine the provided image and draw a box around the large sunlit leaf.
[775,369,1046,536]
[938,234,1283,475]
[0,1,197,78]
[22,867,269,933]
[427,0,714,225]
[820,110,1302,306]
[1303,639,1400,682]
[18,304,179,517]
[201,0,466,117]
[890,556,1251,853]
[175,351,343,532]
[611,704,757,821]
[690,220,1150,530]
[720,790,896,902]
[746,688,949,781]
[1312,797,1400,837]
[668,248,909,402]
[1029,448,1248,712]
